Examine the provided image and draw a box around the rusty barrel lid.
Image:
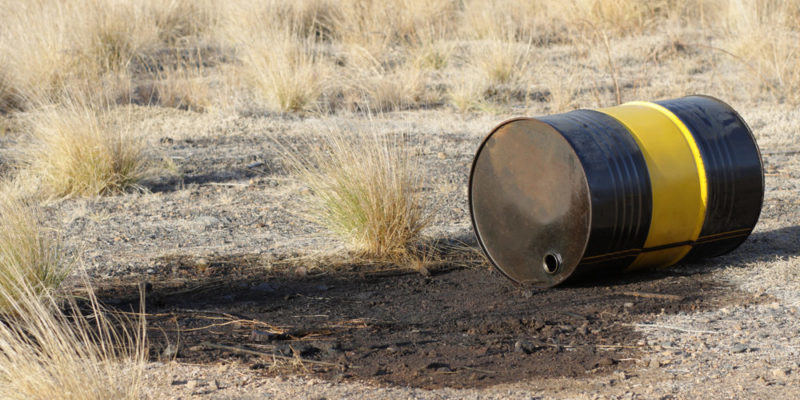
[469,117,591,286]
[469,110,653,287]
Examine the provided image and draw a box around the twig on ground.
[629,323,719,334]
[621,291,684,301]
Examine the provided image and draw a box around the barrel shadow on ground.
[560,225,800,288]
[95,247,758,390]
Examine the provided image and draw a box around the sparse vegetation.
[0,1,797,398]
[1,0,798,114]
[284,130,429,260]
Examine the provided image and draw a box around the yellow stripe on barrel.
[599,101,708,269]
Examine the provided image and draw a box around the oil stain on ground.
[100,255,757,389]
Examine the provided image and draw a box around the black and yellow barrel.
[469,95,764,287]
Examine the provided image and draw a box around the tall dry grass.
[0,191,68,312]
[0,289,146,400]
[0,190,147,400]
[0,0,221,110]
[3,0,799,113]
[283,129,430,259]
[721,0,800,104]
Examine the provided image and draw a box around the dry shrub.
[22,102,150,198]
[284,129,429,259]
[570,0,655,35]
[80,1,158,77]
[0,0,219,108]
[337,55,429,112]
[459,0,655,43]
[411,40,455,71]
[0,2,76,104]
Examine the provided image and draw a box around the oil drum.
[469,95,764,287]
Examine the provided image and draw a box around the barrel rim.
[468,117,592,286]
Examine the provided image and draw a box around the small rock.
[194,216,222,229]
[210,380,220,390]
[661,341,676,349]
[597,357,615,367]
[252,282,275,293]
[162,344,179,359]
[425,362,452,372]
[295,266,308,277]
[514,340,537,354]
[731,343,749,353]
[247,161,265,168]
[649,358,661,368]
[772,368,789,379]
[186,380,198,390]
[437,152,447,159]
[623,302,634,308]
[386,346,399,353]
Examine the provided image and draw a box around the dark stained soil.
[97,256,755,389]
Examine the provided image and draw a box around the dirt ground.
[3,34,799,399]
[64,103,800,399]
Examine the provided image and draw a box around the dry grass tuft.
[473,38,534,87]
[239,31,328,113]
[0,63,20,114]
[5,0,799,113]
[22,102,150,198]
[0,191,68,312]
[284,129,430,260]
[152,0,220,45]
[154,61,211,112]
[0,273,147,400]
[0,191,147,399]
[447,69,488,112]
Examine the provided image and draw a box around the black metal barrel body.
[469,95,764,287]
